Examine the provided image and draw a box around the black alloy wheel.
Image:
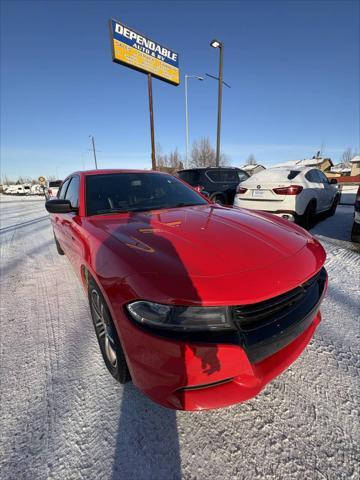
[88,278,130,384]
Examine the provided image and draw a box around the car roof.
[65,169,171,178]
[178,166,242,172]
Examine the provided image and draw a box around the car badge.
[257,185,261,189]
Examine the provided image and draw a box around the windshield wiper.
[94,203,204,215]
[170,203,204,208]
[95,208,131,215]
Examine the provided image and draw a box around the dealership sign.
[109,19,180,86]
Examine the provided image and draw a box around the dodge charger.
[45,169,327,410]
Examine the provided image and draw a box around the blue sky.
[1,0,359,180]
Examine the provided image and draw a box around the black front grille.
[231,268,327,363]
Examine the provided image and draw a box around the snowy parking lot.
[0,195,359,480]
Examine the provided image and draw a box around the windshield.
[86,172,208,216]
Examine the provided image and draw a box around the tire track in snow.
[1,197,359,480]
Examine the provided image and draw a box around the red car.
[45,169,327,410]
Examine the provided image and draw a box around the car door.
[317,171,335,209]
[306,170,326,212]
[205,169,239,204]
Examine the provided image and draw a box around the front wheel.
[351,221,360,243]
[53,232,65,255]
[88,278,131,383]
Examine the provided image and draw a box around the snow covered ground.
[0,195,359,480]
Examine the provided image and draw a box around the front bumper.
[121,310,322,410]
[116,269,327,410]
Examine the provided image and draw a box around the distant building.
[241,164,266,176]
[328,156,360,178]
[271,154,333,172]
[351,156,360,176]
[328,164,351,177]
[294,156,333,172]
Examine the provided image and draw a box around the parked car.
[351,186,360,242]
[45,169,327,410]
[4,184,31,195]
[30,184,46,195]
[46,180,62,199]
[177,167,249,205]
[234,167,340,229]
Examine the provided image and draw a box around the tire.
[351,221,360,243]
[54,232,65,255]
[300,201,316,230]
[88,278,131,383]
[213,195,225,205]
[327,195,339,217]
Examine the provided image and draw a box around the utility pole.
[89,135,98,169]
[210,39,224,166]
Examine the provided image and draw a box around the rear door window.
[178,171,200,186]
[305,170,320,183]
[206,169,239,183]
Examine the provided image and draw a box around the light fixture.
[210,39,221,48]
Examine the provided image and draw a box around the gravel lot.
[0,195,359,480]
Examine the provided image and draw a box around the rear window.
[86,172,207,216]
[178,171,200,186]
[206,169,239,183]
[287,170,301,180]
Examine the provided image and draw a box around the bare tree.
[156,143,169,169]
[191,138,215,167]
[190,137,228,168]
[168,148,184,170]
[341,148,354,168]
[246,154,257,165]
[156,143,183,173]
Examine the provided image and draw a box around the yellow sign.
[110,20,180,86]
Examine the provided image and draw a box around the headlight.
[126,301,234,331]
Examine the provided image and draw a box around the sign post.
[109,19,180,170]
[147,74,156,170]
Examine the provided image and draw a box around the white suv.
[234,167,339,228]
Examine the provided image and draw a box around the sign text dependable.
[110,20,180,86]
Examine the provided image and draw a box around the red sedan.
[45,169,327,410]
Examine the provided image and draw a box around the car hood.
[87,205,314,279]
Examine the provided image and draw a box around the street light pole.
[89,135,98,169]
[185,74,203,169]
[210,40,224,167]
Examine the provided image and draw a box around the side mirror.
[45,199,78,214]
[330,178,337,184]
